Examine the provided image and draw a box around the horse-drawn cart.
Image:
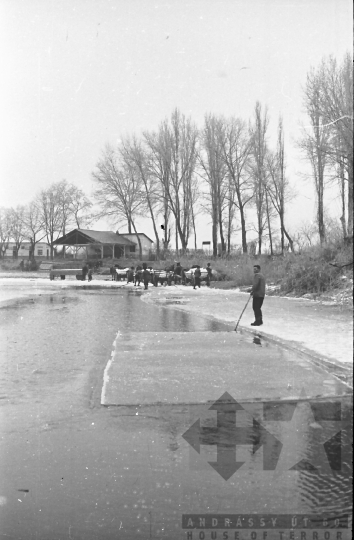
[151,269,175,286]
[49,269,83,280]
[114,268,129,281]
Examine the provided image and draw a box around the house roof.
[79,230,136,245]
[120,232,154,244]
[53,229,136,246]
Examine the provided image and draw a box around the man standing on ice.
[247,264,265,326]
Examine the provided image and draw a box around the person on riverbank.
[82,263,88,281]
[193,266,201,290]
[148,267,154,285]
[206,263,212,286]
[127,267,134,283]
[134,265,142,286]
[247,264,265,326]
[110,265,116,281]
[174,262,183,284]
[142,263,150,290]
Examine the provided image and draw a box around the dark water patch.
[0,292,79,315]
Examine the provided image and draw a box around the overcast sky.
[0,0,352,246]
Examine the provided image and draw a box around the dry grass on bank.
[159,242,353,297]
[99,242,353,297]
[0,259,40,272]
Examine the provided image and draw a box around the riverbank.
[1,266,352,305]
[1,275,352,376]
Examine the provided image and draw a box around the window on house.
[130,245,136,252]
[38,249,43,256]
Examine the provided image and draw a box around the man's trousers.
[252,297,264,323]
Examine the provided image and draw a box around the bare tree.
[189,174,201,251]
[323,212,345,244]
[37,182,68,259]
[249,102,269,254]
[0,207,11,258]
[54,180,77,258]
[299,67,331,245]
[92,144,145,258]
[143,122,173,250]
[9,206,27,259]
[56,181,72,240]
[219,116,253,253]
[161,218,171,250]
[337,150,347,238]
[198,114,227,256]
[325,132,349,239]
[266,117,294,253]
[316,53,353,236]
[22,201,46,260]
[68,187,93,229]
[299,54,352,244]
[224,174,237,255]
[299,221,318,247]
[120,135,161,256]
[169,109,199,251]
[37,181,92,260]
[263,189,276,255]
[145,109,198,251]
[58,182,93,257]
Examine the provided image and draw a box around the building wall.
[3,242,50,258]
[121,234,153,255]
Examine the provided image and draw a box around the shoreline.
[0,269,352,303]
[1,275,352,380]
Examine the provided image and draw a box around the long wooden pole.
[234,295,252,332]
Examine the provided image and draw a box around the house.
[2,241,51,258]
[53,229,136,259]
[53,229,154,259]
[119,233,154,256]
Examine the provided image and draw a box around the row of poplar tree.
[0,53,352,260]
[92,52,352,256]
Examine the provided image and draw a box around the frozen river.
[0,287,352,539]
